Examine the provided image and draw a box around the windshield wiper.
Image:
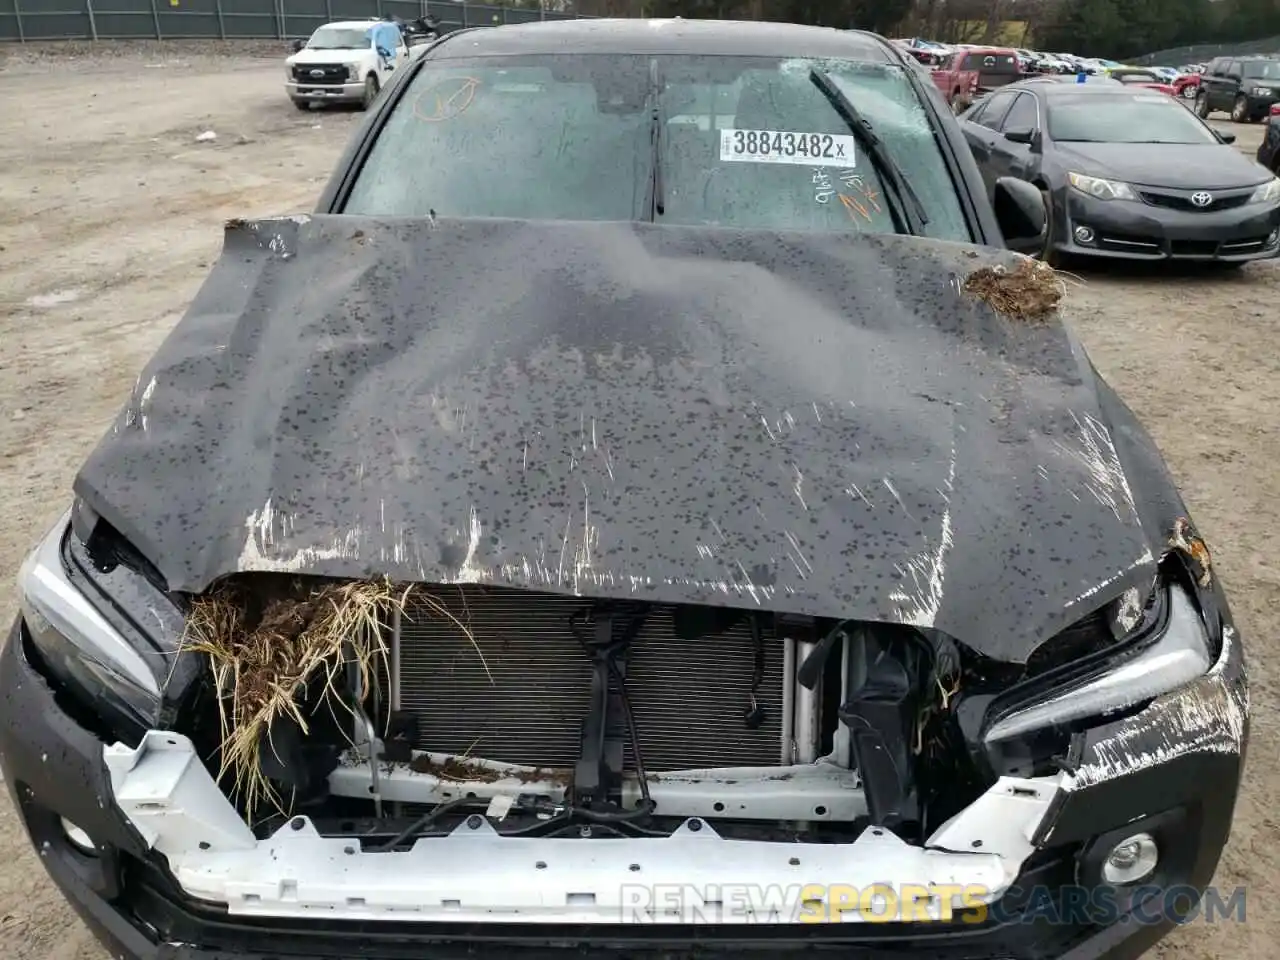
[809,69,928,235]
[646,60,665,220]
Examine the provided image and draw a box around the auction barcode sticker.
[720,128,857,168]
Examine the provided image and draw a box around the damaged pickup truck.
[1,18,1248,960]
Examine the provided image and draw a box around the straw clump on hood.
[963,256,1064,323]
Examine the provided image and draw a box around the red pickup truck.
[931,47,1022,112]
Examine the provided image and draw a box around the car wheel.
[1231,94,1248,122]
[1182,85,1198,99]
[360,74,380,110]
[1195,90,1210,118]
[1038,188,1061,268]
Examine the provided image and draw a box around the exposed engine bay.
[86,558,1191,924]
[165,575,1148,851]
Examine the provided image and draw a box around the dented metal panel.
[1062,625,1248,792]
[74,215,1169,662]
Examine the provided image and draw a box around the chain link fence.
[0,0,583,42]
[1130,36,1280,66]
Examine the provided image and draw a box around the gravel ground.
[0,46,1277,960]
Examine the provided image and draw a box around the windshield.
[307,26,370,50]
[342,53,970,241]
[1243,61,1280,79]
[1048,94,1220,143]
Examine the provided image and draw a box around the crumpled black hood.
[75,215,1170,662]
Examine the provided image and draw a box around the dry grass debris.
[182,576,492,821]
[963,257,1065,323]
[409,753,506,783]
[1169,516,1214,587]
[182,576,408,819]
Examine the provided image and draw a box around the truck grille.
[394,586,786,772]
[293,64,348,84]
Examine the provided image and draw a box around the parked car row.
[891,37,1113,77]
[909,45,1202,114]
[891,39,1280,118]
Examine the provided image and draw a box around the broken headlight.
[983,582,1211,745]
[17,513,162,732]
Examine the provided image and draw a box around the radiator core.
[394,586,786,771]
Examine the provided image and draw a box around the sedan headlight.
[1068,172,1139,201]
[1253,87,1271,97]
[18,514,162,727]
[1248,177,1280,204]
[984,582,1211,743]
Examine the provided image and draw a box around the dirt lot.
[0,44,1277,960]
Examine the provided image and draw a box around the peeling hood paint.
[75,215,1169,662]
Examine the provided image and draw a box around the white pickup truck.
[286,20,411,111]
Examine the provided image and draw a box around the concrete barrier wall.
[0,0,582,42]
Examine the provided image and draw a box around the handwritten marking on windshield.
[815,168,865,208]
[414,76,481,122]
[813,169,835,204]
[839,193,872,223]
[855,179,882,214]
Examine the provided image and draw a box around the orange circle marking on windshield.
[415,77,481,122]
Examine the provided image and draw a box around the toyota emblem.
[1190,191,1213,207]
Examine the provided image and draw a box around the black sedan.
[961,80,1280,263]
[1,18,1246,960]
[1258,103,1280,172]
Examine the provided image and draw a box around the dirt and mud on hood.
[76,215,1169,663]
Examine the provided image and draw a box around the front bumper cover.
[1052,188,1280,261]
[0,608,1248,960]
[286,80,365,102]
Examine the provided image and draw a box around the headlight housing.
[18,513,163,733]
[345,62,361,80]
[1248,177,1280,204]
[983,582,1211,744]
[1253,86,1271,97]
[1068,172,1139,201]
